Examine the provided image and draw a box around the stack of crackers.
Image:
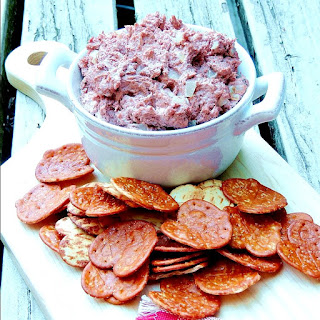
[15,143,320,319]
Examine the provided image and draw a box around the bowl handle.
[234,72,285,135]
[5,41,77,110]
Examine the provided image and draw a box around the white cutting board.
[1,93,320,319]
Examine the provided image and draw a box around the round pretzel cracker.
[227,206,281,257]
[67,214,118,236]
[89,220,157,277]
[149,274,221,318]
[110,177,179,213]
[149,261,209,281]
[151,256,208,273]
[217,247,282,273]
[287,220,320,246]
[35,143,94,183]
[59,233,95,268]
[277,240,320,279]
[16,183,74,224]
[154,234,200,252]
[70,185,128,216]
[161,199,232,250]
[194,257,261,295]
[55,216,86,236]
[39,225,64,253]
[151,251,205,267]
[170,179,232,209]
[81,261,149,301]
[222,178,287,214]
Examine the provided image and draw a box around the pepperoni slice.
[35,143,94,183]
[110,177,179,213]
[149,274,221,318]
[194,257,261,295]
[81,261,149,301]
[217,247,282,273]
[89,220,157,277]
[70,185,128,217]
[39,225,64,253]
[16,184,75,224]
[227,206,281,257]
[161,199,232,250]
[222,178,287,214]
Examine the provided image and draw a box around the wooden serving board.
[1,96,320,320]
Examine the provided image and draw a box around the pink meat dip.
[78,12,248,130]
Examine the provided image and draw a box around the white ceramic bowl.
[6,26,285,187]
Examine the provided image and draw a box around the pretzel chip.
[16,184,74,224]
[149,274,221,318]
[227,207,281,257]
[154,234,200,252]
[89,220,157,277]
[39,225,64,253]
[222,178,287,214]
[81,261,149,301]
[35,143,94,183]
[194,257,261,295]
[55,216,86,236]
[149,262,209,281]
[161,199,232,249]
[151,252,205,267]
[110,177,179,213]
[68,214,118,236]
[70,185,128,217]
[170,179,232,209]
[59,233,95,268]
[277,240,320,279]
[217,247,282,273]
[152,256,209,273]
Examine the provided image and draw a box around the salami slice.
[194,257,261,295]
[222,178,287,214]
[110,177,179,213]
[89,220,157,277]
[149,274,221,318]
[161,199,232,249]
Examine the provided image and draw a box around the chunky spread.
[79,13,248,130]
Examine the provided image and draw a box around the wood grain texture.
[134,0,236,38]
[12,0,117,155]
[2,2,117,320]
[236,0,320,192]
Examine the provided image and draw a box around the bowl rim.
[67,25,257,137]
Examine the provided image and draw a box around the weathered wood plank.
[11,0,117,155]
[134,0,237,38]
[237,0,320,192]
[2,2,118,319]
